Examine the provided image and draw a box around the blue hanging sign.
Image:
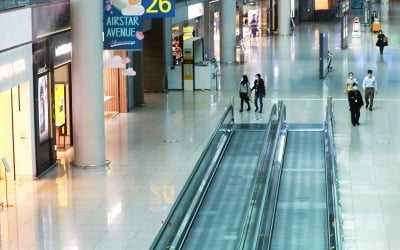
[103,0,175,49]
[142,0,175,18]
[103,0,144,50]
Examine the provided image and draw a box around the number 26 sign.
[142,0,175,18]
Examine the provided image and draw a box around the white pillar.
[70,0,106,166]
[278,0,291,35]
[220,0,236,63]
[380,0,389,23]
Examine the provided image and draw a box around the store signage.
[55,43,72,57]
[103,1,143,50]
[340,0,350,14]
[106,0,175,18]
[188,2,203,19]
[0,59,26,82]
[143,0,175,18]
[183,26,194,41]
[103,0,175,50]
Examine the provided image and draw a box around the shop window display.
[38,75,49,143]
[172,36,183,65]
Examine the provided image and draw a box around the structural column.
[380,0,389,23]
[203,1,214,60]
[133,51,144,106]
[70,0,106,166]
[220,0,236,63]
[278,0,291,35]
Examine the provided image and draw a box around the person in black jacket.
[376,30,387,54]
[348,83,364,126]
[251,73,266,113]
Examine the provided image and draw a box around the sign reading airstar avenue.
[103,0,175,50]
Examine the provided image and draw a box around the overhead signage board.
[106,0,175,18]
[103,0,175,50]
[188,2,203,19]
[340,0,350,14]
[103,0,143,50]
[142,0,175,18]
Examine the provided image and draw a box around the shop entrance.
[0,82,32,182]
[54,64,72,151]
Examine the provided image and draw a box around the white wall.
[0,8,32,51]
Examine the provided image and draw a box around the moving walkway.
[151,99,342,250]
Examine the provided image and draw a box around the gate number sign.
[144,0,175,17]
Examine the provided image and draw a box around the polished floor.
[2,3,400,250]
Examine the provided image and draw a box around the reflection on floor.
[1,3,400,249]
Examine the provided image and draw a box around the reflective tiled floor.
[1,2,400,249]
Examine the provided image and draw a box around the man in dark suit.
[348,83,364,126]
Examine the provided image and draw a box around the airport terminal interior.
[1,1,400,249]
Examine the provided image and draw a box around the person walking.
[376,30,388,54]
[251,73,266,113]
[344,72,358,96]
[362,69,378,111]
[250,14,259,38]
[348,83,364,126]
[239,75,251,112]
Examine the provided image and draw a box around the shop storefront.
[0,45,35,181]
[52,32,73,151]
[103,50,129,119]
[32,0,71,176]
[167,1,205,90]
[0,7,36,183]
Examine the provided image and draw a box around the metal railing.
[236,103,279,249]
[324,96,343,250]
[151,104,234,250]
[259,101,288,250]
[236,101,287,249]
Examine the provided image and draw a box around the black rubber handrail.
[236,103,278,249]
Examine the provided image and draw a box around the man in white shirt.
[362,69,378,111]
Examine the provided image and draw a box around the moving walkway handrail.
[324,97,343,250]
[262,102,288,249]
[151,104,234,250]
[237,101,287,249]
[236,103,278,249]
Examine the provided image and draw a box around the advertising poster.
[54,84,65,126]
[38,75,49,143]
[103,0,143,50]
[183,26,194,41]
[183,64,193,80]
[103,0,176,50]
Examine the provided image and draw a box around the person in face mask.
[362,69,378,111]
[348,83,364,126]
[344,72,358,95]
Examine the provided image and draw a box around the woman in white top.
[344,72,358,95]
